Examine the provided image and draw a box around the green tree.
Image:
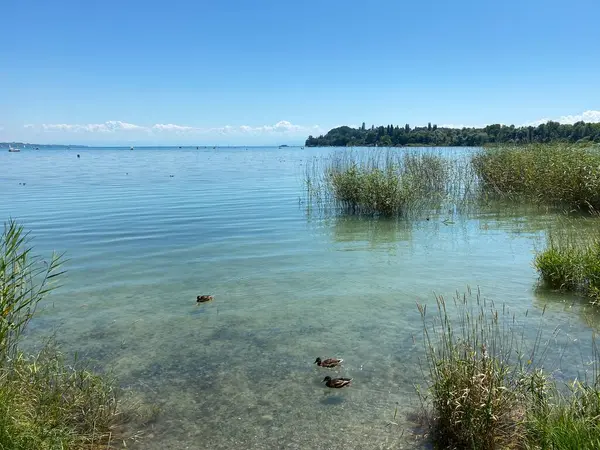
[379,135,393,146]
[304,119,600,147]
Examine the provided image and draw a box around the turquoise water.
[0,146,598,449]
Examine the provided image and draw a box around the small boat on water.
[8,146,20,152]
[130,146,134,151]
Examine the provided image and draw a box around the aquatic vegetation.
[0,220,133,449]
[305,149,474,217]
[535,226,600,302]
[416,288,600,449]
[472,143,600,211]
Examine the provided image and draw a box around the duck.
[323,376,352,388]
[197,295,213,303]
[314,357,343,368]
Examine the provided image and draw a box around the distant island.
[0,142,89,149]
[305,121,600,147]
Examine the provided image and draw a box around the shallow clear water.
[0,146,598,449]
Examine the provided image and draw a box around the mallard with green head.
[323,376,352,388]
[314,357,343,368]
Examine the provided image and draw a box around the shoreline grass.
[472,143,600,211]
[0,220,138,449]
[416,288,600,449]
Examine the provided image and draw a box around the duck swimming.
[197,295,213,303]
[323,376,352,388]
[314,357,343,368]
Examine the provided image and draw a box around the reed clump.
[534,227,600,302]
[417,288,600,449]
[472,143,600,211]
[306,150,457,216]
[417,289,534,449]
[0,220,130,449]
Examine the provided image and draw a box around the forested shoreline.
[305,121,600,147]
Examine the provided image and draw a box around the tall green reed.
[472,143,600,211]
[416,287,600,449]
[305,149,475,217]
[0,220,64,362]
[0,220,146,449]
[416,288,554,449]
[535,223,600,302]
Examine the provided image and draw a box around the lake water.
[0,146,598,449]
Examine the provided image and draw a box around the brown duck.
[197,295,213,303]
[323,376,352,388]
[314,357,343,368]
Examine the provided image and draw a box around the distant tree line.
[305,121,600,147]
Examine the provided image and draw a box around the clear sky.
[1,0,599,146]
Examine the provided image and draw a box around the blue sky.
[1,0,599,145]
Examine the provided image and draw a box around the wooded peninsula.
[305,121,600,147]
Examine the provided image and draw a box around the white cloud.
[41,124,75,132]
[439,123,484,129]
[270,120,302,132]
[152,123,197,132]
[18,111,600,141]
[219,125,235,135]
[28,120,321,137]
[523,118,550,127]
[40,121,146,133]
[106,121,145,131]
[524,110,600,127]
[206,121,322,135]
[439,111,600,129]
[553,110,600,124]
